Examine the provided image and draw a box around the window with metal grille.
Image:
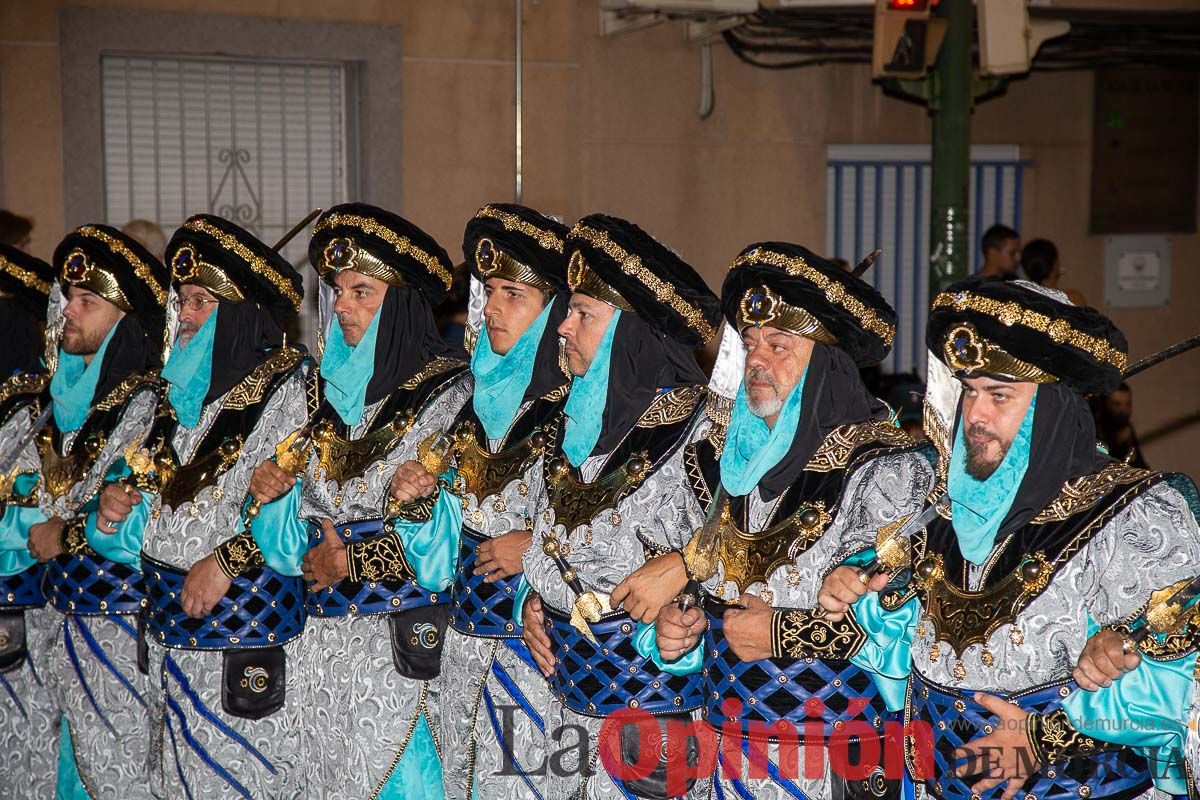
[101,54,356,342]
[826,144,1026,375]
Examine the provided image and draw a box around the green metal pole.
[928,0,972,303]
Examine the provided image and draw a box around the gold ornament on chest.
[716,500,832,593]
[456,423,549,501]
[161,436,243,510]
[545,451,650,534]
[313,411,415,485]
[37,427,105,501]
[914,550,1053,658]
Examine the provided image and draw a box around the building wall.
[1,0,1197,473]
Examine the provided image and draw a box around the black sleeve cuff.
[345,528,413,583]
[213,531,265,579]
[1026,709,1121,765]
[60,518,91,556]
[770,608,869,660]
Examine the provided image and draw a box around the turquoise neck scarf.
[719,368,807,497]
[471,303,554,441]
[49,323,118,433]
[161,307,219,429]
[562,309,621,467]
[948,392,1037,564]
[322,308,382,426]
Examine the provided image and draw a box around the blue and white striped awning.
[826,144,1027,375]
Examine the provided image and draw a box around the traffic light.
[873,0,947,79]
[977,0,1069,76]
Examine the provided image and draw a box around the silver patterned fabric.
[440,633,550,800]
[294,372,472,799]
[704,451,935,800]
[0,404,58,800]
[38,387,158,798]
[521,414,709,799]
[705,452,935,607]
[440,410,554,800]
[906,481,1200,800]
[911,482,1200,693]
[521,418,708,616]
[0,606,58,800]
[141,368,309,799]
[702,734,853,800]
[40,613,149,798]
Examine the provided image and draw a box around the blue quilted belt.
[449,526,523,639]
[0,565,46,609]
[908,672,1153,800]
[143,555,306,650]
[45,551,143,615]
[305,518,443,618]
[703,597,891,738]
[545,601,704,718]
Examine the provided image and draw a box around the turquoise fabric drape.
[322,309,382,426]
[845,548,919,712]
[389,474,463,593]
[82,461,147,569]
[632,621,704,676]
[718,369,807,497]
[0,473,45,575]
[161,307,219,428]
[471,303,554,441]
[562,310,621,467]
[242,478,306,577]
[948,394,1036,564]
[49,325,118,433]
[376,714,445,800]
[1062,616,1196,796]
[55,718,90,800]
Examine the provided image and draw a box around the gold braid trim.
[804,420,913,473]
[183,218,302,310]
[400,357,467,391]
[76,226,168,306]
[770,609,869,660]
[1026,709,1119,765]
[1029,461,1153,524]
[732,247,895,347]
[346,530,414,583]
[932,290,1127,372]
[313,213,452,290]
[94,371,160,412]
[570,224,717,344]
[0,255,50,295]
[0,372,48,409]
[60,518,90,556]
[221,348,306,411]
[475,205,565,253]
[214,531,265,579]
[636,386,702,429]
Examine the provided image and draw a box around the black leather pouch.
[221,646,286,720]
[0,610,26,674]
[388,604,449,680]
